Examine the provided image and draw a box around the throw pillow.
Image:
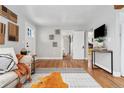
[0,48,18,64]
[0,54,18,74]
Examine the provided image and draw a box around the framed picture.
[27,28,31,37]
[55,29,60,35]
[49,34,54,40]
[27,27,34,37]
[53,42,58,47]
[0,22,6,44]
[8,22,19,41]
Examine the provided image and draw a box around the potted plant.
[95,37,105,48]
[20,48,28,55]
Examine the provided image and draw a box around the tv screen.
[94,24,107,38]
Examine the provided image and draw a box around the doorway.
[87,31,94,68]
[62,31,85,60]
[63,35,72,60]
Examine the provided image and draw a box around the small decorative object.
[26,42,29,48]
[95,37,104,42]
[49,34,54,40]
[53,42,58,47]
[20,48,28,55]
[55,29,60,35]
[8,22,19,41]
[26,42,31,54]
[0,22,6,44]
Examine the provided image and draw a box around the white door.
[121,24,124,76]
[73,31,84,59]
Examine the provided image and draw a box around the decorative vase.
[20,48,28,55]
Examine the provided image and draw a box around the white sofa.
[0,48,32,88]
[0,56,33,88]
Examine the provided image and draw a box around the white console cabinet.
[92,50,113,74]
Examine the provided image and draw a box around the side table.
[31,55,36,74]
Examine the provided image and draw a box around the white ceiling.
[11,5,114,28]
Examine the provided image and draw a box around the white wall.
[36,27,62,59]
[84,31,88,58]
[119,10,124,76]
[36,28,86,59]
[88,31,94,44]
[0,5,36,54]
[91,6,121,76]
[120,24,124,76]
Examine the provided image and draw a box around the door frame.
[121,24,124,76]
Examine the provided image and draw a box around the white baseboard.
[121,74,124,77]
[113,71,121,77]
[84,57,88,60]
[72,57,85,60]
[36,57,63,60]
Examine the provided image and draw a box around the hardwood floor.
[35,60,86,68]
[35,56,124,88]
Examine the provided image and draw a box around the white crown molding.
[113,71,121,77]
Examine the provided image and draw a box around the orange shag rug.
[31,72,68,88]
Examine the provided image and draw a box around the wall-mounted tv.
[94,24,107,38]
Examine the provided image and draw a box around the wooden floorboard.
[35,57,124,88]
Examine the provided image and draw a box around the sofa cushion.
[0,54,18,74]
[0,71,18,88]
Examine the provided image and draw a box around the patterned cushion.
[0,54,17,74]
[0,48,18,64]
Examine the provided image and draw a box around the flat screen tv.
[94,24,107,38]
